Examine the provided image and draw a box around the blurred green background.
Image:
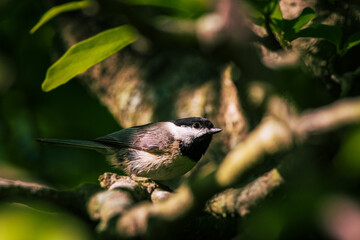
[1,0,360,239]
[0,1,119,239]
[0,0,120,188]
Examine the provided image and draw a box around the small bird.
[38,117,222,180]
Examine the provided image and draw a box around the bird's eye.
[193,122,201,129]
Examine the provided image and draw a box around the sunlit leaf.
[270,3,283,20]
[243,0,279,27]
[268,4,283,36]
[30,0,92,34]
[42,25,137,92]
[342,32,360,55]
[291,7,315,32]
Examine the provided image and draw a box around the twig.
[206,168,284,217]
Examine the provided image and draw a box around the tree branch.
[206,168,284,217]
[3,90,360,238]
[102,95,360,238]
[0,178,100,217]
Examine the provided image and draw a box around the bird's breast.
[111,148,197,180]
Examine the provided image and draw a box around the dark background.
[0,2,118,238]
[0,0,120,189]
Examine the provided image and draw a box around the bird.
[37,117,222,180]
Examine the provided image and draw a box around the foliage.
[0,0,119,187]
[30,0,92,34]
[42,25,137,91]
[0,204,93,240]
[247,0,360,55]
[122,0,208,18]
[31,0,360,92]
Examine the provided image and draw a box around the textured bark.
[206,168,284,217]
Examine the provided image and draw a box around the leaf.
[291,7,315,32]
[246,0,279,15]
[276,7,315,41]
[342,32,360,55]
[270,3,283,20]
[334,127,360,177]
[122,0,208,17]
[42,25,137,92]
[242,1,266,25]
[30,0,92,34]
[244,0,279,27]
[294,24,342,48]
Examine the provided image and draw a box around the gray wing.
[94,123,174,152]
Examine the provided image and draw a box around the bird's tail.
[37,138,115,155]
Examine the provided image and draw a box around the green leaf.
[30,0,92,34]
[42,25,137,92]
[291,7,315,32]
[334,126,360,178]
[242,1,266,25]
[243,0,279,27]
[294,24,342,48]
[246,0,279,15]
[122,0,208,17]
[342,32,360,55]
[270,3,283,20]
[276,7,315,41]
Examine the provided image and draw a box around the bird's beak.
[208,128,222,134]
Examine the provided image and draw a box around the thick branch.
[0,178,100,217]
[297,98,360,136]
[108,96,360,238]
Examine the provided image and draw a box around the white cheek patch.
[165,122,206,145]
